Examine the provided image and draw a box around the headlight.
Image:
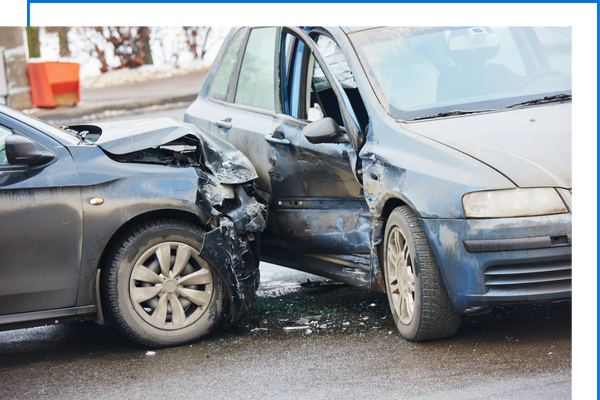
[462,188,569,218]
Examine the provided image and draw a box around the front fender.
[199,186,268,323]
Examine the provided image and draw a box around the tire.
[102,219,224,348]
[383,206,462,341]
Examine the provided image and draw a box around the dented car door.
[268,28,370,254]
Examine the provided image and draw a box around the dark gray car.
[0,105,267,347]
[185,26,572,341]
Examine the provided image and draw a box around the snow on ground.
[79,63,210,89]
[33,26,231,89]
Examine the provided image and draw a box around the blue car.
[185,26,572,341]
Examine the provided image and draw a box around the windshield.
[348,27,572,120]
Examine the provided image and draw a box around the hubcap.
[129,242,213,330]
[386,226,416,325]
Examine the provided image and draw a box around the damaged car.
[0,105,267,347]
[184,26,572,341]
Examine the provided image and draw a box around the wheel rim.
[129,242,213,330]
[386,226,416,325]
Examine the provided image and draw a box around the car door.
[266,28,371,254]
[0,113,83,315]
[185,27,278,196]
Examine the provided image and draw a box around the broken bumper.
[199,186,267,323]
[420,213,572,313]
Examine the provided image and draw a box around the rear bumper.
[420,213,572,313]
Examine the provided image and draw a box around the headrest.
[447,27,500,65]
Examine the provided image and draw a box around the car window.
[281,31,344,124]
[312,35,357,92]
[209,29,246,101]
[234,27,277,111]
[0,125,11,165]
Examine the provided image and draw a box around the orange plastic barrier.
[28,62,80,108]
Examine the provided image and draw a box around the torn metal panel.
[200,186,268,323]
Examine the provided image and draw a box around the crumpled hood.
[89,118,258,184]
[400,103,571,188]
[94,118,197,154]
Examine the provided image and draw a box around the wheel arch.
[94,210,211,318]
[97,209,208,274]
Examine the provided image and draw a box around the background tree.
[45,27,71,57]
[139,27,153,65]
[181,22,212,60]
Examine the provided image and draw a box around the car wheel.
[383,206,462,341]
[103,219,224,348]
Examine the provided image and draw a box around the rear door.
[185,27,278,195]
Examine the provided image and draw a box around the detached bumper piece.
[199,186,268,324]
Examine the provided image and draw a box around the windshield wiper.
[506,94,571,109]
[409,109,494,121]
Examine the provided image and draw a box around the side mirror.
[5,135,55,166]
[303,117,349,144]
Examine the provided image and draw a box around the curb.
[30,93,198,123]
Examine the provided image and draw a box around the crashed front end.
[68,118,268,324]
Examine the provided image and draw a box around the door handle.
[216,119,232,129]
[265,135,291,146]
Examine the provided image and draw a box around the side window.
[281,32,345,125]
[307,58,344,126]
[0,125,11,165]
[279,32,305,119]
[283,31,368,132]
[209,29,246,101]
[235,27,277,111]
[313,34,368,132]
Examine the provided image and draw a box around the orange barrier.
[28,62,80,108]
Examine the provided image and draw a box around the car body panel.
[401,103,572,188]
[92,118,258,185]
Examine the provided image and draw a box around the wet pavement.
[0,263,572,399]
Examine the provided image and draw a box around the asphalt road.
[0,263,572,399]
[0,108,574,399]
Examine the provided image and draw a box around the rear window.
[209,29,246,101]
